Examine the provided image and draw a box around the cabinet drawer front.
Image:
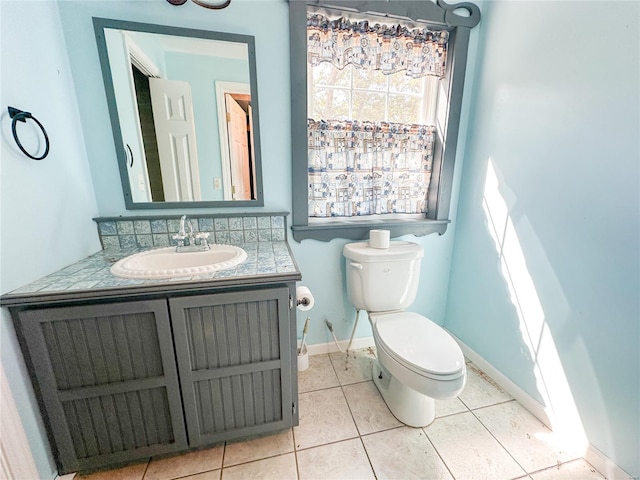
[17,300,187,473]
[170,287,293,446]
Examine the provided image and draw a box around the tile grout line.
[292,426,301,480]
[140,457,150,480]
[467,401,531,478]
[420,426,457,480]
[468,398,606,477]
[329,351,379,480]
[325,350,470,480]
[357,435,379,480]
[219,440,227,477]
[222,450,298,476]
[462,380,559,478]
[525,458,601,479]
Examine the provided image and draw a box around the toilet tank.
[343,241,424,312]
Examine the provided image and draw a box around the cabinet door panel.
[170,288,293,446]
[192,368,282,434]
[17,300,187,474]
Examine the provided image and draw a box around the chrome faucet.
[172,215,210,252]
[179,215,194,244]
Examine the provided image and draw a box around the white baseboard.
[306,336,375,356]
[585,445,636,480]
[449,331,553,428]
[449,331,634,480]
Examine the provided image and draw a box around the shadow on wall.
[447,150,636,477]
[481,158,589,456]
[444,1,638,475]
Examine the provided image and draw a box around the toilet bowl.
[343,240,466,427]
[370,311,466,426]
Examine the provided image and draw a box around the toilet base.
[372,361,436,427]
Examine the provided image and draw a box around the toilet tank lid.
[343,241,424,262]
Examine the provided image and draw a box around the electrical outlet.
[214,177,222,189]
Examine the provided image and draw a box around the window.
[309,63,440,125]
[289,0,481,242]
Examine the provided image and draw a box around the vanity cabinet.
[12,285,296,474]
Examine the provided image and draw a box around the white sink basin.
[110,245,247,279]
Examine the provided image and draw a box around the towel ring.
[8,106,50,161]
[167,0,231,9]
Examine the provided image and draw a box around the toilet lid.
[372,312,464,376]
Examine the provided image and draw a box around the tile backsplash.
[95,213,287,250]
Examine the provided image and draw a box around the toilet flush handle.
[349,262,363,270]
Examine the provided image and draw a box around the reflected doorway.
[132,65,164,201]
[215,81,256,201]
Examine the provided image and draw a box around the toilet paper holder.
[297,297,311,307]
[295,285,315,312]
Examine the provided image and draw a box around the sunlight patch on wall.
[482,159,587,456]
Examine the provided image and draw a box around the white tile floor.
[77,348,607,480]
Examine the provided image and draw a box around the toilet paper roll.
[369,229,390,249]
[296,286,315,311]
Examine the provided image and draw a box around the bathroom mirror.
[94,18,263,209]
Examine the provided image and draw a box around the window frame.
[289,0,481,242]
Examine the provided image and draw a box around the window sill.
[291,218,450,242]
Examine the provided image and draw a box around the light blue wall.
[0,2,102,478]
[444,1,639,477]
[58,0,291,216]
[165,52,250,200]
[12,0,636,477]
[58,0,481,349]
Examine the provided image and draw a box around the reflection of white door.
[226,94,251,200]
[149,78,201,201]
[215,81,251,201]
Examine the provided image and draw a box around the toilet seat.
[370,312,465,381]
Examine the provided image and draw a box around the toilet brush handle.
[299,317,310,354]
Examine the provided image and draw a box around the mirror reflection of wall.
[99,22,261,207]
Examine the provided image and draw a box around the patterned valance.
[308,119,435,217]
[307,13,449,78]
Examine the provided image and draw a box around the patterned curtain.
[307,13,449,78]
[308,119,435,217]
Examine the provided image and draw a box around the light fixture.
[167,0,231,9]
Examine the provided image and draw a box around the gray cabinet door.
[170,287,293,446]
[17,300,187,474]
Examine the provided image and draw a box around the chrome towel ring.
[8,106,50,161]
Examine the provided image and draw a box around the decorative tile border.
[94,213,287,250]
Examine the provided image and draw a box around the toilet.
[343,240,466,427]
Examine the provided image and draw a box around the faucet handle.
[172,233,187,246]
[195,232,210,249]
[195,232,211,250]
